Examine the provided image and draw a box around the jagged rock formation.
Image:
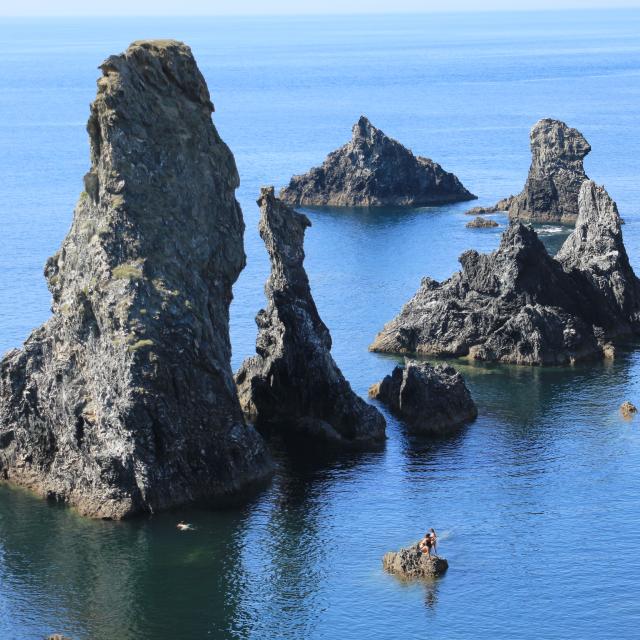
[0,40,273,519]
[235,187,386,447]
[464,196,514,216]
[383,544,448,579]
[371,181,640,365]
[279,116,476,207]
[369,360,477,434]
[466,216,498,228]
[506,118,591,223]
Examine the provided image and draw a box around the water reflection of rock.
[0,485,247,639]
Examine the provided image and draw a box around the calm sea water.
[1,10,640,640]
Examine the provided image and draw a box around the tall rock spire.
[0,40,272,519]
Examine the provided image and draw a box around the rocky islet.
[279,116,476,207]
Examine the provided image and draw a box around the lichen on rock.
[0,40,272,519]
[279,116,476,207]
[235,187,386,447]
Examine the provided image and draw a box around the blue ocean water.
[1,10,640,640]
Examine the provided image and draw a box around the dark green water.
[2,10,640,640]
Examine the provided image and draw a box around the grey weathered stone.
[371,182,640,365]
[369,360,477,434]
[383,543,448,579]
[235,187,386,447]
[507,118,591,223]
[0,40,273,519]
[279,116,476,207]
[466,216,498,228]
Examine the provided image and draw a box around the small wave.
[537,225,565,235]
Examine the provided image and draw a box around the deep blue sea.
[1,10,640,640]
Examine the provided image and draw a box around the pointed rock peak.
[235,190,386,448]
[351,115,384,143]
[530,118,591,162]
[280,118,476,207]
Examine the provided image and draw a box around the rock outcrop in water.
[0,40,273,519]
[279,116,476,207]
[235,187,386,447]
[464,196,514,216]
[506,118,591,223]
[383,543,448,579]
[466,216,498,228]
[369,360,477,434]
[370,181,640,365]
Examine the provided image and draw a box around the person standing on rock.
[419,529,437,558]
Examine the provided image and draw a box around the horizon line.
[2,5,640,18]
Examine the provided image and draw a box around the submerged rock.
[279,116,476,207]
[0,41,272,519]
[235,187,386,447]
[507,118,591,223]
[371,181,640,365]
[620,401,637,419]
[369,360,477,434]
[466,216,499,228]
[464,197,514,216]
[383,543,448,579]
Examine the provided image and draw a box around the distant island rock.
[279,116,476,207]
[369,360,477,434]
[370,181,640,365]
[464,197,513,216]
[383,543,448,579]
[0,40,273,519]
[498,118,591,223]
[235,187,386,447]
[466,216,499,228]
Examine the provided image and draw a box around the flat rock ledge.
[371,181,640,365]
[466,216,498,228]
[235,187,386,448]
[369,360,477,434]
[279,116,476,207]
[383,544,449,579]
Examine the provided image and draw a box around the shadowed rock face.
[0,40,273,519]
[371,181,640,365]
[369,360,477,434]
[507,118,591,223]
[279,116,476,207]
[235,187,386,447]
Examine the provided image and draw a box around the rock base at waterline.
[383,544,449,579]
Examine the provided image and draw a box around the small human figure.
[429,528,437,555]
[418,531,434,558]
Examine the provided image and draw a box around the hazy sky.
[3,0,640,16]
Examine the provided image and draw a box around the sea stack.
[279,116,476,207]
[0,41,272,519]
[369,360,477,434]
[235,187,386,447]
[370,181,640,365]
[506,118,591,223]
